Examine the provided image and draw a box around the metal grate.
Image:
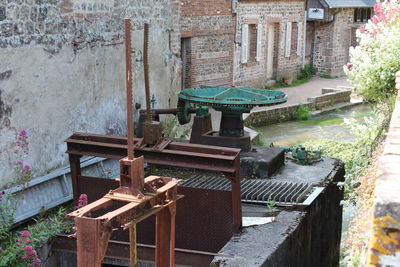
[180,175,318,205]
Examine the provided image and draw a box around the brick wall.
[233,1,305,88]
[180,0,235,87]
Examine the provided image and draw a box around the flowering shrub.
[0,206,73,267]
[345,0,400,101]
[0,191,16,241]
[75,193,88,210]
[12,129,32,185]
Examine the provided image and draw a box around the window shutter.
[241,24,249,64]
[285,21,292,58]
[296,22,302,56]
[256,23,262,61]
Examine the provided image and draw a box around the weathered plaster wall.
[0,0,181,187]
[234,1,305,87]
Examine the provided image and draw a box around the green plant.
[293,105,311,120]
[345,0,400,102]
[320,74,339,79]
[302,101,392,203]
[298,63,316,80]
[0,191,16,241]
[0,205,74,267]
[266,198,276,213]
[162,115,191,140]
[279,114,287,121]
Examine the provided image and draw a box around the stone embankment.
[366,71,400,266]
[244,87,352,127]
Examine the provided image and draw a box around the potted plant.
[282,75,293,85]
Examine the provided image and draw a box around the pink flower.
[17,160,23,165]
[372,15,379,24]
[359,26,365,33]
[76,193,88,210]
[23,164,32,171]
[347,64,353,71]
[19,129,28,136]
[33,258,41,266]
[21,230,30,237]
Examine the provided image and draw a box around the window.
[354,8,372,23]
[241,23,262,64]
[285,21,303,58]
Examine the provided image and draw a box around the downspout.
[231,0,238,87]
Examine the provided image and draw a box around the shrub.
[345,1,400,102]
[293,105,311,120]
[298,63,316,80]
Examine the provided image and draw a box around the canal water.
[256,104,372,147]
[256,104,373,239]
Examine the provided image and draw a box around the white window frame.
[256,24,262,61]
[241,24,249,64]
[296,22,302,56]
[241,22,264,64]
[284,21,292,58]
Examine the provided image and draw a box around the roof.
[322,0,376,8]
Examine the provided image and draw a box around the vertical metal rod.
[129,224,137,267]
[143,23,152,123]
[125,19,134,160]
[69,155,82,204]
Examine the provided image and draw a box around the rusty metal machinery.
[67,20,182,267]
[64,19,243,266]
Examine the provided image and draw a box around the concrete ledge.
[367,92,400,266]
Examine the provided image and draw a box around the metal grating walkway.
[180,175,317,205]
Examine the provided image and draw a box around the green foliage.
[302,102,392,203]
[0,192,16,241]
[162,115,191,140]
[298,63,316,80]
[0,205,73,267]
[345,1,400,102]
[293,105,311,120]
[266,198,276,213]
[320,74,339,79]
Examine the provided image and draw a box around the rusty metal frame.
[66,133,242,230]
[52,234,218,266]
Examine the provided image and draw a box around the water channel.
[255,104,372,147]
[256,103,372,237]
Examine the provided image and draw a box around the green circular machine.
[177,86,287,151]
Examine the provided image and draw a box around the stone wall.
[233,1,305,87]
[0,0,181,187]
[244,88,351,127]
[366,71,400,265]
[180,0,234,87]
[311,8,364,76]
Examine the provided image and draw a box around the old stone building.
[180,0,308,89]
[233,0,307,87]
[180,0,235,88]
[306,0,375,75]
[0,0,310,186]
